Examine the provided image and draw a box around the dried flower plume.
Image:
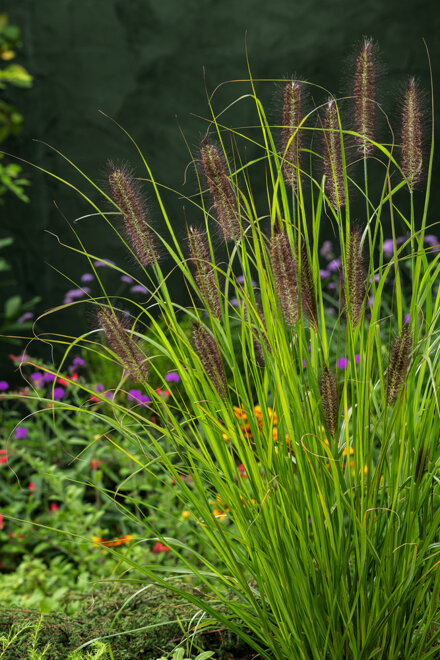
[281,81,303,190]
[108,164,159,266]
[98,307,149,383]
[270,232,298,326]
[192,323,227,398]
[322,99,345,208]
[187,226,221,318]
[400,78,424,190]
[386,326,412,405]
[353,38,376,156]
[201,142,240,243]
[345,228,366,326]
[320,366,338,438]
[298,244,317,327]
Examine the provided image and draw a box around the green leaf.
[4,295,21,318]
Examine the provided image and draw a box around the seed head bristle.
[353,38,376,156]
[244,298,270,365]
[201,143,241,243]
[320,366,338,438]
[97,307,149,383]
[400,77,424,190]
[108,165,159,267]
[345,228,366,326]
[322,99,346,208]
[192,323,227,398]
[281,81,303,190]
[187,226,221,319]
[298,244,317,328]
[269,232,298,326]
[386,326,412,405]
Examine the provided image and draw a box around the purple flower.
[319,241,334,260]
[237,275,257,287]
[14,426,27,439]
[130,285,149,294]
[53,387,65,401]
[405,313,410,324]
[328,258,341,273]
[105,391,114,400]
[0,381,9,391]
[230,298,240,307]
[121,275,133,284]
[63,288,91,304]
[95,384,104,392]
[72,357,85,368]
[31,372,44,384]
[424,234,439,248]
[327,282,337,291]
[337,358,348,369]
[43,372,56,383]
[165,372,180,383]
[94,259,116,268]
[17,312,34,324]
[81,273,94,283]
[354,354,360,364]
[382,237,405,257]
[127,389,151,406]
[320,269,331,279]
[302,359,306,369]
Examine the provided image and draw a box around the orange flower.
[92,534,133,548]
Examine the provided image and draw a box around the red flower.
[57,378,68,386]
[90,459,103,469]
[0,456,7,465]
[0,515,3,530]
[71,373,78,380]
[50,503,59,512]
[152,541,170,553]
[28,482,34,491]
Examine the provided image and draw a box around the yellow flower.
[181,510,191,519]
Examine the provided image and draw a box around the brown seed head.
[386,325,412,405]
[201,143,240,243]
[298,244,317,328]
[187,226,221,319]
[322,99,345,209]
[108,165,159,267]
[269,232,298,326]
[97,307,149,384]
[400,78,424,190]
[320,366,338,438]
[192,323,227,398]
[281,81,303,190]
[345,228,366,326]
[353,38,376,156]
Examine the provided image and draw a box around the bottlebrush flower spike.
[201,142,241,243]
[345,227,366,326]
[400,77,424,190]
[322,99,345,208]
[298,244,317,328]
[187,226,221,318]
[320,366,338,438]
[281,81,303,190]
[97,307,149,384]
[353,38,376,156]
[192,323,227,398]
[108,164,159,266]
[386,326,412,405]
[269,232,298,326]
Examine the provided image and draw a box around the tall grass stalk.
[7,44,440,659]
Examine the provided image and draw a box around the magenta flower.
[31,372,44,384]
[81,273,94,282]
[127,389,151,406]
[165,372,180,383]
[337,358,348,369]
[73,357,85,367]
[405,313,410,324]
[17,312,34,324]
[95,384,104,392]
[53,387,65,401]
[14,427,28,439]
[43,372,56,383]
[0,381,8,391]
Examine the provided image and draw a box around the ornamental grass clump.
[9,39,440,659]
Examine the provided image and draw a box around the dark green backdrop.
[2,0,440,373]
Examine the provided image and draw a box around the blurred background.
[1,0,439,382]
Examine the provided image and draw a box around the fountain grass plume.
[352,37,377,156]
[187,225,221,319]
[400,77,424,191]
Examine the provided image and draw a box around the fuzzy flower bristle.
[320,366,338,438]
[269,232,298,326]
[322,99,345,208]
[108,165,159,267]
[298,244,317,328]
[345,228,366,326]
[400,78,424,190]
[386,326,412,405]
[187,226,221,319]
[97,307,149,384]
[353,38,376,156]
[201,142,240,243]
[192,323,227,398]
[281,81,303,190]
